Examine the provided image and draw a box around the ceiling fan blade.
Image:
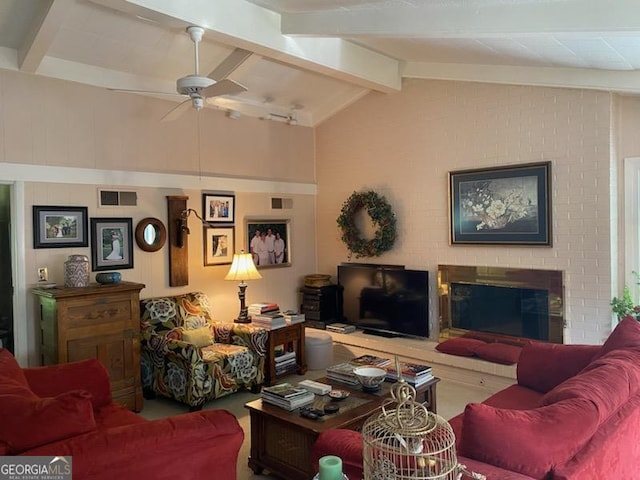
[107,88,180,97]
[161,99,193,122]
[207,48,252,81]
[202,79,247,98]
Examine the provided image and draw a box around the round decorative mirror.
[135,217,167,252]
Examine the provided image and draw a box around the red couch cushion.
[482,384,544,410]
[592,317,640,360]
[0,390,97,453]
[474,342,522,365]
[517,343,601,393]
[541,349,640,422]
[436,338,486,357]
[24,358,112,409]
[0,348,35,397]
[460,398,600,478]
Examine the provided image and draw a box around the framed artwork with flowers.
[448,161,551,245]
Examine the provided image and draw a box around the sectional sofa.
[0,348,244,479]
[312,317,640,479]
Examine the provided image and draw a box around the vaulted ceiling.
[1,0,639,127]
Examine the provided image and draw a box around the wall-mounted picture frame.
[203,193,235,224]
[204,226,234,266]
[90,218,134,271]
[33,206,88,249]
[449,161,552,246]
[246,219,291,268]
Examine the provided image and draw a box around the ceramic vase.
[64,255,90,287]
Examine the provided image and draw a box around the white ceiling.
[0,0,639,126]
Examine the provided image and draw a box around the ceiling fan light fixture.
[192,97,204,111]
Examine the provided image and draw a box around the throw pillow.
[591,317,640,360]
[23,358,113,409]
[435,338,486,357]
[541,348,640,422]
[0,390,96,453]
[460,398,600,478]
[0,349,37,398]
[182,326,214,347]
[474,342,522,365]
[517,343,602,393]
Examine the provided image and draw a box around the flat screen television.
[337,263,429,339]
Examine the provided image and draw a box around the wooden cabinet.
[33,281,145,411]
[265,322,307,386]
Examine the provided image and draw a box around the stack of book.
[350,354,392,368]
[385,361,434,386]
[251,311,286,330]
[326,322,356,333]
[261,383,315,411]
[274,348,298,376]
[248,302,280,316]
[282,310,305,325]
[325,362,360,386]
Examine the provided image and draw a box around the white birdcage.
[362,377,485,480]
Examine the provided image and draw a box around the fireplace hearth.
[438,265,564,344]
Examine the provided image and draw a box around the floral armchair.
[140,292,268,410]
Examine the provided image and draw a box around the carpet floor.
[139,369,494,480]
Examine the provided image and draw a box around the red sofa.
[0,349,244,480]
[312,318,640,480]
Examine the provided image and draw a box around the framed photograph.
[203,193,235,224]
[204,227,234,266]
[246,219,291,268]
[449,161,552,245]
[90,218,134,271]
[33,206,88,248]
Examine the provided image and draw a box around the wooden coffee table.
[245,376,440,480]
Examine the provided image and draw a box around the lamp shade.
[225,252,262,281]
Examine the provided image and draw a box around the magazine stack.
[350,354,392,368]
[282,310,305,325]
[261,383,315,411]
[325,362,359,386]
[326,323,356,334]
[274,348,298,376]
[385,361,434,386]
[248,302,280,316]
[251,311,286,330]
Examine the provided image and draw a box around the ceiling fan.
[111,26,250,121]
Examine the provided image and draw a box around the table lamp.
[225,250,262,323]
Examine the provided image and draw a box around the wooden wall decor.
[167,195,189,286]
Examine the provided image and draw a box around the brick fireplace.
[438,265,564,344]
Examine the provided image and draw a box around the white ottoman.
[305,329,333,370]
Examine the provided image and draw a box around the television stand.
[362,329,400,338]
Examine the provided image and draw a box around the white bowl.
[353,366,387,389]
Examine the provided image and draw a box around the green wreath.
[337,190,396,258]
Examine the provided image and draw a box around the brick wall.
[316,79,613,344]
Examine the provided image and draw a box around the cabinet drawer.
[66,296,132,328]
[271,329,300,344]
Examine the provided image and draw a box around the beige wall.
[0,69,317,364]
[0,70,314,182]
[6,68,640,360]
[316,79,614,345]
